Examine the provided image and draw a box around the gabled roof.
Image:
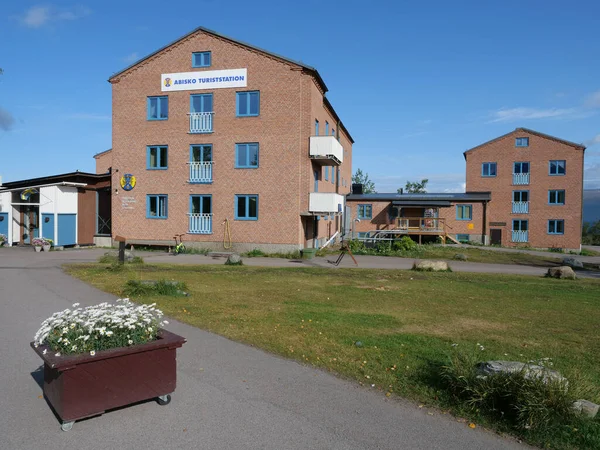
[0,171,110,190]
[108,26,328,93]
[464,127,586,159]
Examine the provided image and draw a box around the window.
[513,190,529,202]
[357,204,372,219]
[235,195,258,220]
[147,96,168,120]
[235,143,259,168]
[516,137,529,147]
[190,195,212,214]
[456,204,472,220]
[548,190,565,205]
[332,167,335,185]
[147,146,168,169]
[192,51,211,68]
[325,121,329,135]
[456,234,470,243]
[549,160,566,175]
[513,219,528,231]
[190,94,213,113]
[548,219,564,234]
[189,195,212,234]
[324,166,329,181]
[481,162,497,177]
[513,162,530,174]
[331,128,335,136]
[147,195,168,219]
[236,91,260,117]
[190,144,212,163]
[315,119,319,135]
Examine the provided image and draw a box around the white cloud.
[584,134,600,147]
[19,5,91,28]
[488,107,578,123]
[584,163,600,189]
[122,52,140,64]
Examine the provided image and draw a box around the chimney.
[351,183,363,195]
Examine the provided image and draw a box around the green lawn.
[66,264,600,448]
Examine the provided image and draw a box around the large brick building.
[347,128,585,251]
[102,27,353,252]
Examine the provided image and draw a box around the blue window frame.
[190,195,212,214]
[331,128,335,136]
[481,162,497,177]
[325,121,329,135]
[190,144,212,163]
[192,51,211,68]
[324,166,329,181]
[516,137,529,147]
[236,91,260,117]
[513,219,528,231]
[315,119,319,135]
[235,143,259,168]
[357,204,372,219]
[235,195,258,220]
[456,234,470,243]
[513,161,530,174]
[147,96,168,120]
[147,145,168,169]
[456,204,472,220]
[549,160,566,175]
[548,190,565,205]
[332,167,335,184]
[548,219,564,234]
[513,190,529,202]
[190,93,213,113]
[146,195,168,219]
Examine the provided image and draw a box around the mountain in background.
[583,190,600,224]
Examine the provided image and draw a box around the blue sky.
[1,0,599,191]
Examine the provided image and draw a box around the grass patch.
[65,264,600,448]
[98,253,145,265]
[243,248,302,259]
[122,279,188,297]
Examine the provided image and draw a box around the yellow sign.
[468,223,474,230]
[120,174,136,191]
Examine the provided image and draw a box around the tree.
[402,179,428,194]
[352,168,376,194]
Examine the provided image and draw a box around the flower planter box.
[42,244,51,252]
[30,329,186,431]
[34,246,42,252]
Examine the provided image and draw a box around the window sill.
[147,168,168,170]
[236,115,260,118]
[188,181,213,184]
[234,166,259,169]
[146,217,168,220]
[147,118,168,121]
[235,218,259,221]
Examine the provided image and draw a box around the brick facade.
[94,149,113,174]
[108,28,352,251]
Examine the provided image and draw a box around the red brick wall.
[95,150,112,174]
[465,129,583,250]
[110,30,352,251]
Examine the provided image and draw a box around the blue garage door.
[57,214,76,246]
[0,213,8,239]
[42,214,54,241]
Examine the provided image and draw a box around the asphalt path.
[0,247,533,449]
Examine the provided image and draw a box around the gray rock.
[572,399,599,418]
[106,250,135,262]
[413,260,450,272]
[477,361,567,386]
[546,266,576,280]
[562,257,584,269]
[453,253,468,261]
[226,253,242,265]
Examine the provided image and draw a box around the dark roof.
[1,171,110,190]
[108,26,328,92]
[346,192,491,202]
[464,128,586,158]
[93,148,112,158]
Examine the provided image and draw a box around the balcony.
[512,201,529,214]
[188,213,212,234]
[309,136,343,165]
[188,112,214,133]
[189,162,213,183]
[309,192,344,214]
[512,230,528,243]
[513,173,530,185]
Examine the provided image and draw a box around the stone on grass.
[477,361,567,386]
[413,260,450,272]
[561,257,584,269]
[546,266,576,280]
[226,253,242,265]
[572,399,599,418]
[106,250,135,262]
[453,253,468,261]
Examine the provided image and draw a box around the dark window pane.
[149,148,157,167]
[237,145,248,166]
[237,196,246,217]
[249,92,259,115]
[238,93,247,115]
[192,197,200,214]
[203,95,213,112]
[149,98,158,119]
[249,144,258,166]
[159,148,167,167]
[248,197,257,218]
[202,196,211,214]
[203,146,212,162]
[159,97,168,118]
[149,197,157,216]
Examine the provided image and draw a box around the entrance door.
[490,228,502,245]
[22,206,39,244]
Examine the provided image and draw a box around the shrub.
[245,248,265,257]
[122,280,187,297]
[392,236,418,252]
[347,239,366,253]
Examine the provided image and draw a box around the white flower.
[62,327,68,334]
[128,340,133,345]
[90,350,96,356]
[71,345,77,351]
[42,349,48,355]
[147,327,153,332]
[163,320,169,325]
[55,352,61,357]
[72,303,80,308]
[70,323,76,329]
[106,330,113,337]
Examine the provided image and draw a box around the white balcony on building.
[309,136,343,165]
[512,173,530,185]
[512,201,529,214]
[188,162,213,183]
[511,230,528,243]
[188,213,213,234]
[188,112,214,134]
[309,193,344,214]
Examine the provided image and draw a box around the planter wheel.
[61,421,74,432]
[157,394,171,406]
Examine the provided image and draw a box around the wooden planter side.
[31,330,185,422]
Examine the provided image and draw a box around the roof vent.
[351,183,363,195]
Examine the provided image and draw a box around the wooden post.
[115,235,126,265]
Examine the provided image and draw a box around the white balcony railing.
[188,213,213,234]
[188,112,214,133]
[309,192,344,214]
[189,162,213,183]
[512,201,529,214]
[309,136,344,164]
[513,173,530,185]
[512,230,528,243]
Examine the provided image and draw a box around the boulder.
[105,250,135,262]
[413,260,450,272]
[453,253,468,261]
[572,399,599,418]
[562,257,584,269]
[546,266,576,280]
[226,253,242,265]
[477,361,567,385]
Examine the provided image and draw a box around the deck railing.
[513,173,530,185]
[189,162,213,183]
[188,213,213,234]
[512,201,529,214]
[188,112,214,133]
[511,230,528,243]
[396,217,445,232]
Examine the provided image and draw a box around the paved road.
[0,247,526,449]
